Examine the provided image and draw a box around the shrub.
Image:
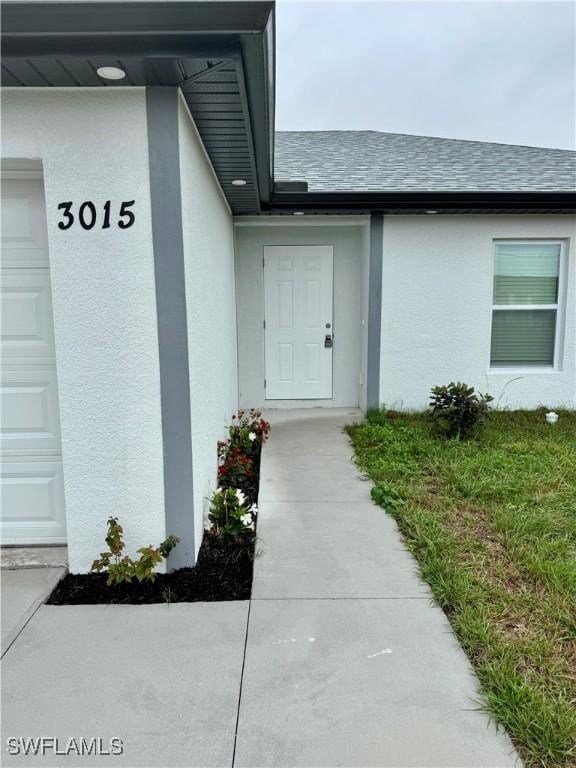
[217,443,255,487]
[429,382,493,440]
[91,517,179,586]
[371,483,403,511]
[228,409,271,453]
[208,488,257,541]
[217,410,271,490]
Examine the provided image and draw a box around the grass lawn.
[347,409,576,768]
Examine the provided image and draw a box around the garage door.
[1,175,67,544]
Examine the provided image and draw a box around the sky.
[275,0,576,149]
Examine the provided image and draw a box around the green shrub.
[429,382,493,440]
[91,517,179,586]
[371,483,403,511]
[208,487,257,541]
[228,409,271,453]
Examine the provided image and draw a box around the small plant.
[208,488,257,541]
[228,409,271,453]
[429,382,493,440]
[91,517,179,586]
[216,410,271,490]
[217,443,255,487]
[371,483,403,511]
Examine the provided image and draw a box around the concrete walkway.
[1,409,519,767]
[1,566,66,656]
[234,408,519,767]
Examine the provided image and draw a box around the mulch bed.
[47,442,262,605]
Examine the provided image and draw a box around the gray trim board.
[367,213,383,410]
[146,86,195,569]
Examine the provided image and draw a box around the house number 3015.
[57,200,136,231]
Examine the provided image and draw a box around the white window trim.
[488,239,568,373]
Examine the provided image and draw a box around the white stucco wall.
[178,96,238,552]
[2,88,165,571]
[235,219,368,408]
[380,215,576,410]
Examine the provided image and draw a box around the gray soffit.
[1,1,275,214]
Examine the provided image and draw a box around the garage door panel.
[0,462,66,543]
[1,176,66,545]
[1,271,56,358]
[1,370,62,453]
[1,179,49,268]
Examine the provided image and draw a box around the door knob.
[324,334,333,348]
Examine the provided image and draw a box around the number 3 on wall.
[57,201,136,231]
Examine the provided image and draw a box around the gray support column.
[146,87,195,568]
[367,212,384,411]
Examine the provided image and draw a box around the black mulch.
[47,444,262,605]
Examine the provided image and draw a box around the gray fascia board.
[1,1,275,36]
[240,7,275,202]
[267,191,576,212]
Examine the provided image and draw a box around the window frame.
[489,239,567,373]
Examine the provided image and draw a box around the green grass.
[347,409,576,768]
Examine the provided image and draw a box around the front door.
[264,245,334,400]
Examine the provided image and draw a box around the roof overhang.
[3,2,574,215]
[266,191,576,215]
[1,0,275,213]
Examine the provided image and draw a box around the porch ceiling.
[0,1,275,215]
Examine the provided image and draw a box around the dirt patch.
[48,439,262,605]
[47,531,255,604]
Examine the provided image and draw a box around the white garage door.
[1,175,67,544]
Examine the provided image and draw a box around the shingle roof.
[274,131,576,192]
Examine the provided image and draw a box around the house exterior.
[1,0,575,572]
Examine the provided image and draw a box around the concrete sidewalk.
[0,409,519,767]
[234,408,519,767]
[1,567,66,656]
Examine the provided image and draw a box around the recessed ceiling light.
[231,179,247,186]
[293,211,305,216]
[96,66,126,81]
[426,210,439,214]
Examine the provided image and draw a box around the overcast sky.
[275,1,575,149]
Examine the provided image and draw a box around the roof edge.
[267,190,576,213]
[1,1,275,38]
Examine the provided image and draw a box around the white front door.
[264,245,334,400]
[1,176,67,544]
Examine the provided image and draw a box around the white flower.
[235,488,246,505]
[240,513,253,526]
[248,432,257,442]
[250,503,258,514]
[214,487,222,495]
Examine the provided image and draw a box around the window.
[490,241,564,368]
